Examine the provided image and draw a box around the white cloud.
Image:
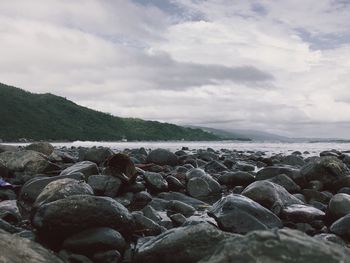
[0,0,350,138]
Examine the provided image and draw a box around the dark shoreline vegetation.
[2,142,350,262]
[0,83,253,142]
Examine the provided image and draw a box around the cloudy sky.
[1,0,350,138]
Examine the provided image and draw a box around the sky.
[0,0,350,138]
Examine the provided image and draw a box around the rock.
[132,212,164,236]
[60,161,99,178]
[158,192,209,210]
[204,160,227,173]
[187,177,211,198]
[186,168,221,195]
[281,204,325,223]
[199,228,350,263]
[328,193,350,220]
[170,213,187,226]
[92,250,121,263]
[49,150,76,163]
[32,195,134,241]
[314,233,347,246]
[242,181,303,213]
[166,200,195,217]
[256,166,305,186]
[266,174,301,193]
[281,155,305,166]
[300,156,348,186]
[330,213,350,239]
[0,144,18,153]
[62,227,126,255]
[87,175,122,197]
[103,153,137,183]
[33,178,94,208]
[218,171,255,187]
[0,150,59,175]
[0,200,21,224]
[132,223,233,263]
[0,229,64,263]
[130,191,152,210]
[0,218,22,233]
[18,173,84,218]
[0,161,12,178]
[26,142,54,156]
[79,147,114,165]
[302,189,331,204]
[166,176,185,191]
[146,149,178,166]
[207,194,282,234]
[235,162,255,172]
[144,172,168,192]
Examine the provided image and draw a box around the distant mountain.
[0,83,219,142]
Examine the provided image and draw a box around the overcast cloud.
[1,0,350,138]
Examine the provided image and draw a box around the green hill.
[0,83,219,142]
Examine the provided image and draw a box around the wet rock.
[0,218,23,233]
[208,194,282,234]
[281,204,325,223]
[92,250,121,263]
[256,166,305,187]
[166,176,185,191]
[281,155,305,166]
[242,181,303,213]
[0,161,12,178]
[49,150,76,163]
[330,213,350,239]
[32,195,134,241]
[62,227,126,255]
[328,193,350,220]
[146,149,178,166]
[314,233,347,246]
[87,175,122,197]
[0,200,21,224]
[0,229,64,263]
[130,191,152,210]
[187,177,210,198]
[158,192,209,210]
[103,153,137,183]
[26,142,54,156]
[186,168,221,195]
[170,213,187,226]
[302,189,331,204]
[132,212,164,236]
[204,160,227,173]
[166,200,195,217]
[79,147,114,165]
[132,223,233,263]
[218,171,255,187]
[235,162,255,172]
[266,174,301,193]
[199,228,350,263]
[300,156,348,186]
[60,161,99,178]
[0,150,59,175]
[144,172,168,192]
[33,178,94,208]
[0,144,18,153]
[18,173,84,218]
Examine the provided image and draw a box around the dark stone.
[187,177,211,198]
[208,194,282,234]
[300,156,349,187]
[218,171,255,187]
[266,174,301,193]
[330,213,350,239]
[166,200,195,217]
[0,218,23,233]
[204,160,227,173]
[199,228,350,263]
[32,195,134,242]
[79,147,114,165]
[281,155,305,166]
[302,189,331,204]
[170,213,187,226]
[103,153,137,183]
[33,178,94,208]
[166,176,185,191]
[0,200,21,224]
[146,149,178,166]
[26,142,54,156]
[186,168,221,195]
[87,175,122,197]
[157,192,209,210]
[242,181,303,213]
[92,250,121,263]
[281,204,325,223]
[144,172,168,192]
[314,233,347,246]
[131,191,152,210]
[0,229,64,263]
[60,161,99,178]
[62,227,126,254]
[328,193,350,220]
[256,166,305,186]
[132,223,233,263]
[132,212,164,236]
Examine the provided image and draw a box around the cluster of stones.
[1,142,350,262]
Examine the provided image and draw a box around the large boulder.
[132,223,234,263]
[33,178,94,208]
[242,181,303,213]
[0,229,64,263]
[87,175,122,197]
[186,168,221,198]
[330,213,350,239]
[281,204,325,223]
[300,156,349,186]
[0,150,59,175]
[218,171,255,187]
[199,228,350,263]
[144,172,168,193]
[26,142,54,156]
[208,194,282,234]
[79,147,114,165]
[32,195,134,241]
[256,166,304,186]
[146,149,178,166]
